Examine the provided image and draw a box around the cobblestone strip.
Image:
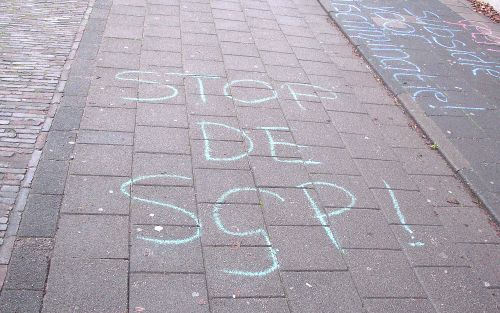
[0,0,93,290]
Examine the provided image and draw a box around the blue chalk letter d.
[198,121,254,161]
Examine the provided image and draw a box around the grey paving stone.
[459,243,500,288]
[228,87,281,109]
[191,140,250,170]
[184,60,226,76]
[371,188,441,225]
[100,37,142,54]
[333,56,370,73]
[415,267,498,313]
[197,203,267,246]
[355,159,418,190]
[136,103,187,128]
[300,146,360,175]
[142,50,182,67]
[184,76,227,99]
[132,153,193,186]
[80,107,136,132]
[217,30,253,43]
[130,273,209,312]
[4,238,52,290]
[70,144,132,176]
[147,4,178,16]
[189,116,244,141]
[392,225,470,267]
[194,169,258,203]
[266,65,309,83]
[292,46,330,62]
[42,259,128,313]
[250,156,310,187]
[354,87,393,105]
[364,298,436,313]
[393,147,452,176]
[412,174,478,207]
[340,132,396,161]
[300,60,339,77]
[237,107,287,129]
[282,271,363,313]
[323,92,368,114]
[130,225,204,273]
[181,11,214,23]
[379,125,428,149]
[60,95,87,107]
[97,51,140,69]
[435,207,499,244]
[61,175,129,214]
[365,104,410,126]
[186,94,237,117]
[64,77,91,96]
[68,59,95,78]
[143,36,181,52]
[77,130,134,145]
[111,4,146,16]
[260,51,300,67]
[181,21,216,34]
[308,173,380,209]
[245,129,302,159]
[18,194,62,237]
[489,288,500,307]
[288,120,344,148]
[135,126,190,154]
[0,290,43,313]
[87,85,138,109]
[220,42,259,57]
[183,44,223,61]
[143,25,181,39]
[287,35,322,49]
[43,131,77,161]
[130,184,197,225]
[254,38,293,54]
[329,111,381,136]
[279,99,330,123]
[52,107,84,130]
[31,159,69,195]
[268,226,347,270]
[260,187,325,226]
[224,55,265,72]
[210,298,289,313]
[345,249,426,298]
[53,214,129,258]
[182,33,219,46]
[203,246,285,297]
[329,209,401,249]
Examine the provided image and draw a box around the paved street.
[0,0,499,312]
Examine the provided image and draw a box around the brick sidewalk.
[0,0,91,284]
[1,0,499,312]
